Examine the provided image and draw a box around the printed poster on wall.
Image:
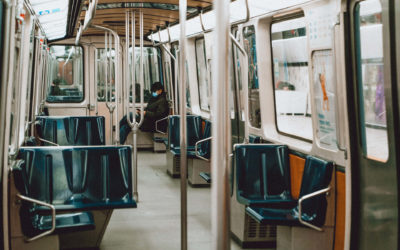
[312,50,338,151]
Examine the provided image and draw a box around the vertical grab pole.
[114,26,120,145]
[126,10,144,202]
[105,31,113,144]
[107,31,113,144]
[131,10,139,201]
[179,0,187,249]
[125,11,137,201]
[132,8,146,201]
[139,10,144,127]
[124,11,129,118]
[212,0,231,249]
[126,10,141,202]
[92,26,121,145]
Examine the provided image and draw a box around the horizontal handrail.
[298,186,331,231]
[16,194,56,242]
[37,137,60,146]
[155,116,169,134]
[194,136,212,162]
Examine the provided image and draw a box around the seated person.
[119,82,169,144]
[51,78,63,96]
[276,81,295,91]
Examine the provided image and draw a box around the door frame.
[346,0,400,249]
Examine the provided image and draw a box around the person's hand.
[136,109,146,115]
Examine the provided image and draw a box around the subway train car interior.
[0,0,400,249]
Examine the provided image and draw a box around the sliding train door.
[348,0,400,249]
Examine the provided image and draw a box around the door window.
[355,0,388,161]
[46,45,84,103]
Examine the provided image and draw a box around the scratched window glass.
[243,25,261,128]
[355,0,388,162]
[271,17,312,140]
[312,50,338,150]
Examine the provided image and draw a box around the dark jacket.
[140,92,169,132]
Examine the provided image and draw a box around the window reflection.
[47,45,84,103]
[195,38,210,111]
[271,17,312,140]
[355,0,388,161]
[243,26,261,128]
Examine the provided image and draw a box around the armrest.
[194,137,212,161]
[37,137,59,146]
[155,116,169,134]
[298,186,331,231]
[17,194,56,242]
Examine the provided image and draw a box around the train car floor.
[99,151,266,250]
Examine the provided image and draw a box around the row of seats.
[166,115,212,160]
[160,115,332,230]
[35,116,106,146]
[235,144,333,230]
[199,134,263,184]
[15,116,136,240]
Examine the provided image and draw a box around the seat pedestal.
[126,130,153,149]
[230,193,277,248]
[188,158,210,186]
[166,150,180,177]
[59,210,113,249]
[153,132,167,152]
[276,226,334,250]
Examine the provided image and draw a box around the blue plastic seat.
[35,116,105,146]
[235,144,293,207]
[168,115,202,155]
[249,135,262,143]
[245,156,333,228]
[15,146,136,212]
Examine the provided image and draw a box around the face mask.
[152,92,158,97]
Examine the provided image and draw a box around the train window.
[233,41,245,121]
[229,47,235,119]
[355,0,388,161]
[312,50,338,150]
[129,47,162,103]
[271,17,312,140]
[9,36,22,151]
[186,61,191,108]
[243,26,261,128]
[164,61,173,102]
[195,37,210,111]
[172,45,191,108]
[176,61,191,108]
[25,25,36,127]
[46,45,84,103]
